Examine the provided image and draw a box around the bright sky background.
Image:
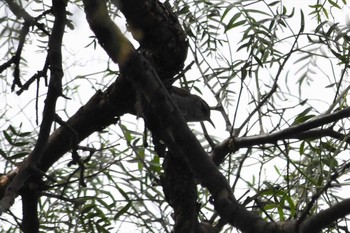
[1,1,350,232]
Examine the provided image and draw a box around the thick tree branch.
[115,0,188,81]
[0,0,67,215]
[82,1,350,233]
[298,198,350,233]
[82,0,134,66]
[82,1,268,233]
[0,0,187,220]
[161,154,201,233]
[212,108,350,165]
[120,35,275,233]
[5,0,39,22]
[0,1,348,232]
[84,0,270,231]
[237,107,350,147]
[20,186,39,233]
[0,73,136,198]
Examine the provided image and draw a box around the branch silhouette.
[212,106,350,165]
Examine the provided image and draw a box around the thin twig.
[236,29,303,135]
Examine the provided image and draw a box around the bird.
[170,86,215,127]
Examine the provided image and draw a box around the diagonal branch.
[82,1,273,233]
[299,198,350,233]
[82,2,350,233]
[212,107,350,165]
[4,0,50,35]
[0,66,139,209]
[114,0,188,81]
[1,0,51,90]
[0,0,67,215]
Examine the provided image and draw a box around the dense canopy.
[1,0,350,232]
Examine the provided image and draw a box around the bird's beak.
[207,118,215,128]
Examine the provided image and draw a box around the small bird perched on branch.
[170,86,214,127]
[139,86,214,156]
[133,86,214,126]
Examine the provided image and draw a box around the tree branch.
[20,186,39,233]
[0,0,67,215]
[1,0,50,88]
[114,0,188,81]
[5,0,51,34]
[83,2,350,232]
[161,153,201,233]
[212,107,350,165]
[299,198,350,233]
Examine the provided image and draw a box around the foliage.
[1,0,350,232]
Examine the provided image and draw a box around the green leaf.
[10,152,29,159]
[114,202,132,220]
[315,21,328,34]
[292,107,315,125]
[0,149,8,159]
[278,205,285,221]
[120,124,133,143]
[3,131,13,145]
[183,23,195,38]
[178,5,190,15]
[269,1,280,6]
[237,41,251,52]
[330,48,347,63]
[13,141,29,147]
[299,99,308,105]
[224,12,242,32]
[326,23,339,37]
[299,141,305,155]
[150,155,161,173]
[96,197,113,210]
[309,4,324,9]
[253,55,263,67]
[226,19,246,32]
[320,141,337,153]
[80,203,95,215]
[221,4,234,21]
[322,7,329,19]
[328,0,341,9]
[322,155,338,167]
[115,184,130,200]
[300,10,305,32]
